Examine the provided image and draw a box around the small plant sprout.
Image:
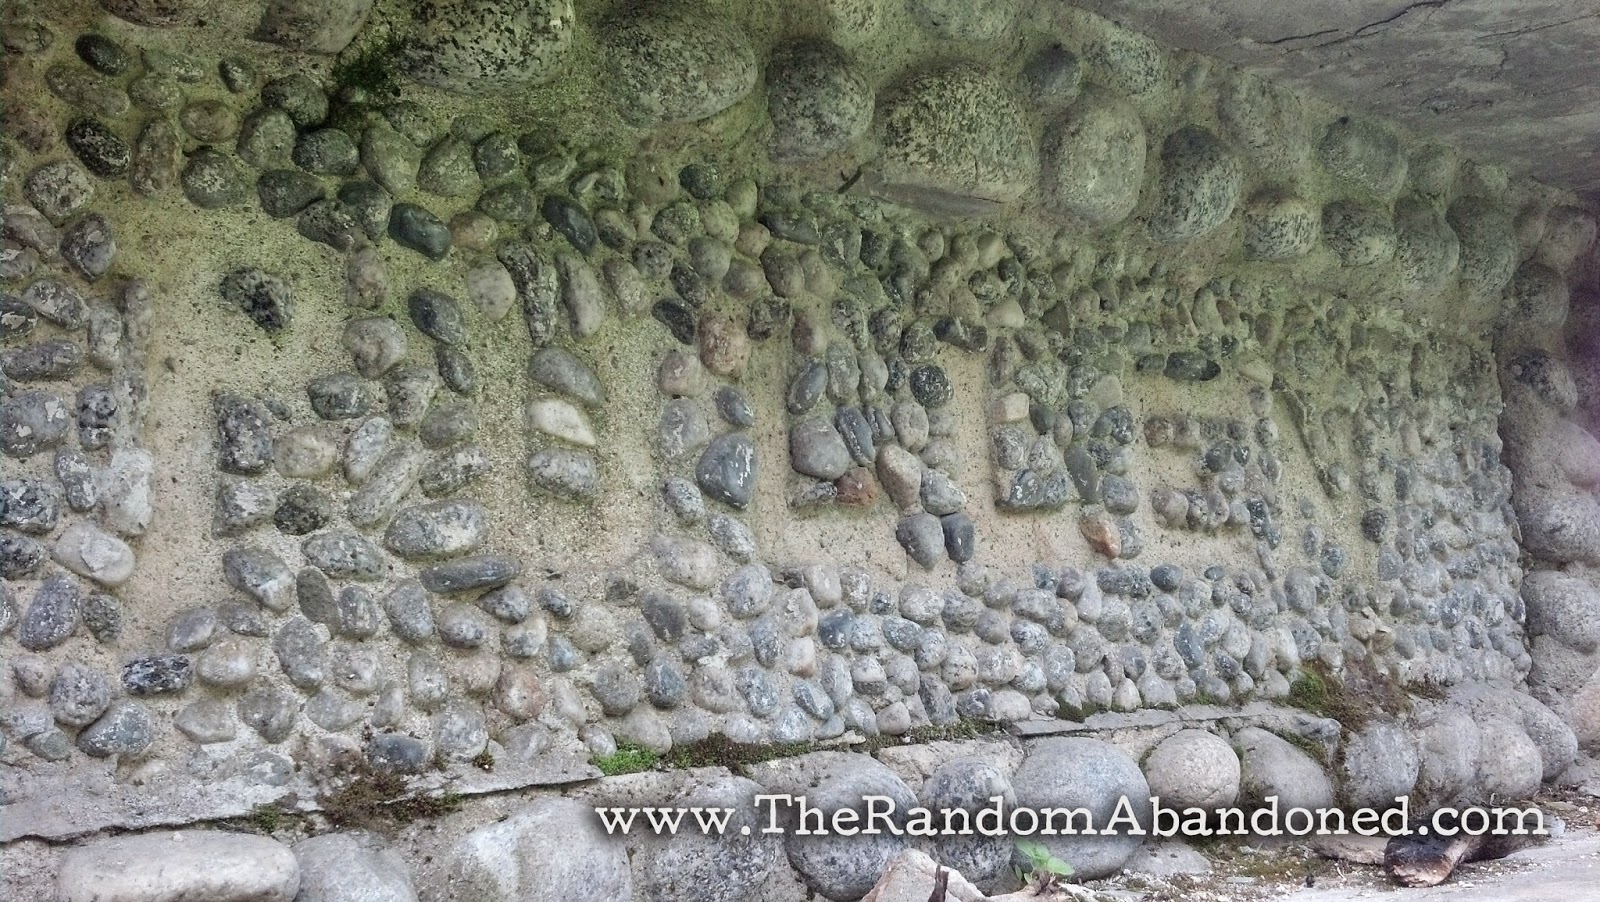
[1014,840,1075,893]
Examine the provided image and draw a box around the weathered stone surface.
[53,521,135,587]
[293,831,416,902]
[57,831,299,902]
[1144,728,1240,810]
[873,65,1038,215]
[384,500,489,560]
[401,0,574,92]
[1337,720,1420,809]
[437,798,631,900]
[1318,116,1407,196]
[1233,726,1335,810]
[1,390,72,457]
[749,752,916,901]
[603,10,758,127]
[1010,737,1150,879]
[1322,200,1396,266]
[766,40,873,164]
[1216,71,1309,174]
[1447,195,1518,308]
[1393,195,1460,300]
[637,774,783,902]
[1149,126,1242,243]
[1041,88,1145,227]
[255,0,373,53]
[1524,570,1600,653]
[1243,191,1318,260]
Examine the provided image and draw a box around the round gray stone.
[1010,737,1151,879]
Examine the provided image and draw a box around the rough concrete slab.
[1069,0,1600,198]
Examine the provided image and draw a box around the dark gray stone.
[181,149,248,209]
[419,554,519,593]
[408,288,466,345]
[256,168,325,217]
[219,268,293,332]
[2,339,82,382]
[529,347,605,407]
[19,574,80,651]
[388,202,451,259]
[696,433,756,508]
[302,530,388,580]
[308,372,376,420]
[367,732,429,773]
[476,584,532,623]
[122,654,193,695]
[66,119,131,178]
[385,580,435,643]
[897,513,945,569]
[77,700,153,757]
[542,194,596,255]
[2,390,72,457]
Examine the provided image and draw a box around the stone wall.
[2,0,1598,897]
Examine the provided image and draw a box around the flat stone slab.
[1,752,598,842]
[57,830,300,902]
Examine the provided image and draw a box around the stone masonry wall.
[2,0,1598,898]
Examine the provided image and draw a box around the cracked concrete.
[1068,0,1600,200]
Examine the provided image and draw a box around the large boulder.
[254,0,374,54]
[920,758,1015,892]
[1143,728,1239,810]
[636,774,783,902]
[765,40,873,164]
[1448,196,1519,311]
[1474,717,1544,799]
[1010,737,1150,880]
[602,10,758,127]
[747,751,917,902]
[399,0,575,92]
[293,831,416,901]
[1523,569,1600,653]
[438,798,631,900]
[1232,726,1334,811]
[58,831,299,902]
[871,65,1039,216]
[1336,721,1419,809]
[1409,701,1481,806]
[1148,126,1242,243]
[1040,88,1145,228]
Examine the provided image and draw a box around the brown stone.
[835,467,878,506]
[1080,512,1121,558]
[698,313,750,377]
